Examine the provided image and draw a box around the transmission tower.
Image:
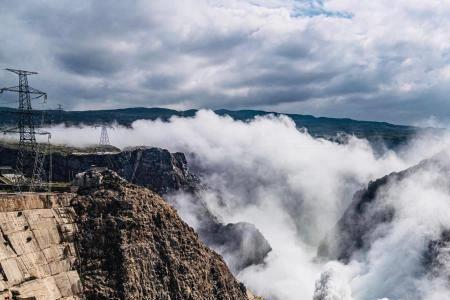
[99,125,110,146]
[96,124,115,170]
[0,68,49,191]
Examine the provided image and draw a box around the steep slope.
[0,144,271,272]
[318,151,450,277]
[71,169,259,300]
[317,171,397,262]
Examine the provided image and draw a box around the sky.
[1,0,450,125]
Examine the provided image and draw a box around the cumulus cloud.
[41,110,450,299]
[1,1,450,123]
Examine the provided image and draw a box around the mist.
[43,110,450,300]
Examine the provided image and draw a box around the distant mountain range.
[0,107,441,148]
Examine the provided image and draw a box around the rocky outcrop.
[166,191,271,272]
[71,169,256,300]
[0,144,271,272]
[0,171,263,299]
[319,152,450,276]
[61,146,199,195]
[0,145,199,195]
[0,193,82,299]
[199,222,271,272]
[120,147,200,194]
[317,171,397,262]
[318,158,433,261]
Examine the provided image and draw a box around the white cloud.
[42,110,450,299]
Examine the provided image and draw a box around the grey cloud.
[141,73,184,90]
[0,0,449,124]
[324,74,380,96]
[57,48,125,76]
[180,30,251,57]
[273,41,312,60]
[222,64,338,88]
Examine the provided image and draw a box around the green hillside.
[0,107,438,149]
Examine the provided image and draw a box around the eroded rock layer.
[72,170,254,300]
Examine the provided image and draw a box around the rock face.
[166,191,272,272]
[0,145,199,195]
[61,147,199,195]
[0,144,271,272]
[199,222,271,272]
[0,172,263,299]
[318,153,450,278]
[317,171,397,262]
[318,158,434,261]
[0,193,82,299]
[71,169,254,300]
[121,147,200,194]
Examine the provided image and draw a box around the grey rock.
[199,221,272,272]
[319,153,450,281]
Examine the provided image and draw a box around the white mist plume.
[313,262,353,300]
[44,110,450,300]
[333,152,450,300]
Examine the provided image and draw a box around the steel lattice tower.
[99,125,110,146]
[0,68,48,190]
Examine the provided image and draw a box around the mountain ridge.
[0,106,419,127]
[0,106,433,148]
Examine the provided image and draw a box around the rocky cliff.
[318,152,450,281]
[0,144,271,272]
[0,170,263,299]
[198,221,271,272]
[317,171,397,262]
[72,169,259,300]
[0,145,199,195]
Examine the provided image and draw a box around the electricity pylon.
[99,125,110,146]
[0,68,49,191]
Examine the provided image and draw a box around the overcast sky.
[1,0,450,125]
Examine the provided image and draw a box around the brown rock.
[72,170,254,300]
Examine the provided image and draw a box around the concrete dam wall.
[0,193,82,300]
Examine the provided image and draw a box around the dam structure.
[0,192,82,299]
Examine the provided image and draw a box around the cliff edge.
[72,169,257,300]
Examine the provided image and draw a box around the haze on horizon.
[1,0,450,126]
